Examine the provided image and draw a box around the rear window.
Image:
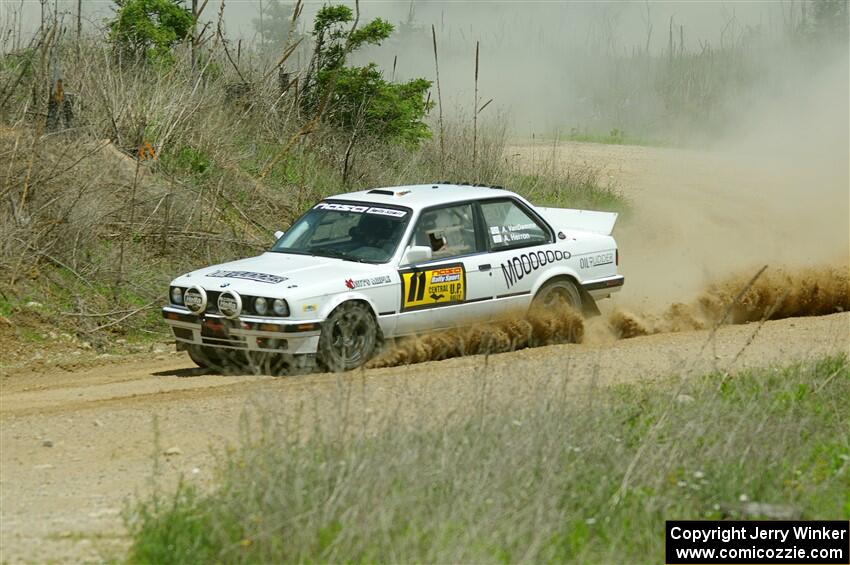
[479,200,550,250]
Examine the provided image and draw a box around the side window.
[411,203,480,260]
[480,200,549,250]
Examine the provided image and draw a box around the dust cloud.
[608,265,850,339]
[371,265,849,369]
[367,306,584,369]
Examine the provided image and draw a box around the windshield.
[270,201,411,263]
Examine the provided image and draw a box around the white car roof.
[329,183,515,211]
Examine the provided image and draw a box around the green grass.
[558,129,668,148]
[126,355,849,564]
[0,295,12,317]
[508,171,629,214]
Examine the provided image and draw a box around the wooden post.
[472,40,479,177]
[76,0,82,61]
[431,24,444,176]
[191,0,198,69]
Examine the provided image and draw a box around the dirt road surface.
[2,141,848,563]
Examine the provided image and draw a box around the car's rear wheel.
[531,278,582,314]
[318,302,378,372]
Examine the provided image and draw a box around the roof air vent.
[366,189,395,195]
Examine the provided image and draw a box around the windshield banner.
[314,202,407,217]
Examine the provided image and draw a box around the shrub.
[305,4,433,146]
[108,0,193,64]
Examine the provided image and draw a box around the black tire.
[531,278,582,314]
[186,345,222,370]
[317,302,378,372]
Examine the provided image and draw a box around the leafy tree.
[108,0,193,63]
[333,65,432,146]
[810,0,849,41]
[252,0,297,53]
[304,4,433,146]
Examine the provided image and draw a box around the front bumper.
[162,306,322,354]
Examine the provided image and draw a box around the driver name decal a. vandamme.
[399,263,466,311]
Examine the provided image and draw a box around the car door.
[395,202,494,335]
[477,198,557,316]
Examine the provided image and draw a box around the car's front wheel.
[317,301,379,372]
[186,345,223,370]
[531,278,583,314]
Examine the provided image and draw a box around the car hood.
[172,252,392,298]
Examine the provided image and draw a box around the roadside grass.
[557,129,668,148]
[508,170,626,213]
[126,355,849,564]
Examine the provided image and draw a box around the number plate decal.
[398,263,466,312]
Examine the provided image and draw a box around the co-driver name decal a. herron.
[399,263,466,311]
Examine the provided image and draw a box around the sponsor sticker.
[344,275,392,290]
[302,303,317,312]
[207,270,287,284]
[183,289,204,310]
[314,202,407,217]
[500,248,572,289]
[579,252,615,269]
[399,264,466,311]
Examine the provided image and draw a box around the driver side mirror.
[273,230,285,242]
[402,245,432,265]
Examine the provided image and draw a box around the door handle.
[478,264,491,271]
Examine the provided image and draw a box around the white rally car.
[163,183,623,371]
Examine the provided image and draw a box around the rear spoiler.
[536,207,619,236]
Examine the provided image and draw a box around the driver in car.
[352,214,402,258]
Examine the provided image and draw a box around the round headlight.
[273,298,289,316]
[183,286,207,313]
[254,296,268,315]
[170,287,183,305]
[217,291,242,319]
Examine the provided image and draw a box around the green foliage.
[508,170,628,214]
[0,48,36,76]
[126,355,849,563]
[108,0,193,63]
[306,4,432,146]
[562,128,666,148]
[164,145,212,178]
[331,65,433,145]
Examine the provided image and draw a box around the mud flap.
[579,287,601,318]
